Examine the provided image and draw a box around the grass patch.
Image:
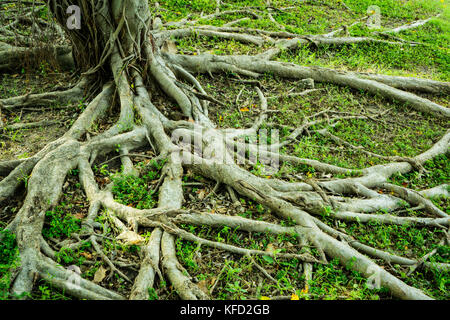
[0,229,21,300]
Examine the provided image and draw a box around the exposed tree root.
[165,53,450,118]
[1,77,88,111]
[0,42,74,73]
[1,0,448,301]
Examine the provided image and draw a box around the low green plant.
[0,229,20,300]
[42,205,82,239]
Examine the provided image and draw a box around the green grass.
[175,220,395,300]
[389,154,450,190]
[111,160,165,209]
[345,0,444,19]
[0,229,20,300]
[42,205,82,240]
[151,0,448,80]
[305,258,389,300]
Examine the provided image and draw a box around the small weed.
[42,205,82,239]
[0,229,20,300]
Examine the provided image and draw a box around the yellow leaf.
[80,252,93,260]
[260,296,271,300]
[291,294,300,300]
[240,107,250,112]
[301,285,309,294]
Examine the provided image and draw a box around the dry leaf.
[80,252,93,259]
[197,189,207,200]
[265,243,276,253]
[117,231,144,246]
[72,212,85,220]
[197,280,209,295]
[93,266,107,283]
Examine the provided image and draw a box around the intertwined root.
[1,0,449,300]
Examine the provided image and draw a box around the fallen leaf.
[197,280,209,295]
[197,189,207,200]
[265,243,276,254]
[72,212,85,220]
[80,252,93,259]
[300,284,309,294]
[93,266,107,283]
[286,242,294,247]
[117,231,144,246]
